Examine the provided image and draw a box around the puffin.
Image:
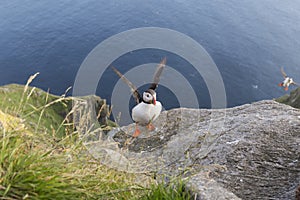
[111,57,166,137]
[278,67,299,91]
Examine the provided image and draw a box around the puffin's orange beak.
[152,98,156,105]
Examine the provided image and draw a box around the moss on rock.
[275,87,300,108]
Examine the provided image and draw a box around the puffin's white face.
[143,91,156,105]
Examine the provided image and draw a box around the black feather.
[149,57,166,91]
[111,66,142,104]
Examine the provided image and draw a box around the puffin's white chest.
[132,101,162,125]
[283,77,293,87]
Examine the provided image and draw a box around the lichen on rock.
[83,100,300,199]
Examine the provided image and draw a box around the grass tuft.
[139,179,192,200]
[0,122,146,199]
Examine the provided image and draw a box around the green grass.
[139,180,191,200]
[0,74,192,200]
[0,128,147,199]
[1,128,193,199]
[0,83,72,137]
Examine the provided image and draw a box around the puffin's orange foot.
[284,87,289,91]
[133,128,141,137]
[146,123,155,131]
[278,83,283,86]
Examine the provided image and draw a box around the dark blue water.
[1,0,300,110]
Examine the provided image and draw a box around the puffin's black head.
[142,89,156,105]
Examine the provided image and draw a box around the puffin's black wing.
[111,66,142,104]
[149,57,166,90]
[280,67,287,78]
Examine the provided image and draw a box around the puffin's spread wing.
[111,66,142,104]
[149,57,166,90]
[280,67,287,78]
[292,81,300,86]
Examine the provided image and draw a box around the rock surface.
[72,95,109,129]
[187,172,241,200]
[78,100,300,200]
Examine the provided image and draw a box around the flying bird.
[111,57,166,137]
[278,67,299,91]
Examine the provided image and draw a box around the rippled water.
[1,0,300,112]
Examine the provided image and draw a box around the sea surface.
[1,0,300,121]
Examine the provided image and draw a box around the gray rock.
[187,172,241,200]
[72,95,110,138]
[81,100,300,200]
